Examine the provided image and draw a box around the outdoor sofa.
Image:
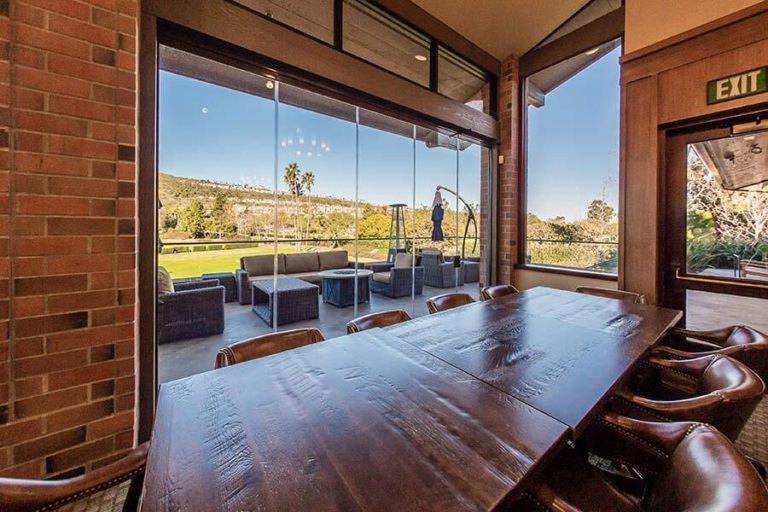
[236,250,359,304]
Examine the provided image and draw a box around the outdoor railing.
[526,238,618,274]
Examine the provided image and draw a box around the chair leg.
[122,473,145,512]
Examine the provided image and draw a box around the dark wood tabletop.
[386,287,682,436]
[142,329,569,511]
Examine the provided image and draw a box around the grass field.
[159,246,296,278]
[159,245,377,278]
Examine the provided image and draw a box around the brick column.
[0,0,137,479]
[496,55,520,285]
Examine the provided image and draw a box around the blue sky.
[159,72,480,210]
[159,46,619,218]
[527,47,620,220]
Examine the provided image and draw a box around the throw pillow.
[157,266,175,295]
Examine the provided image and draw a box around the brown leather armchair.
[612,354,765,441]
[215,328,325,368]
[512,413,768,511]
[480,284,519,300]
[426,293,475,314]
[346,309,412,334]
[657,325,768,384]
[0,443,148,512]
[574,286,647,304]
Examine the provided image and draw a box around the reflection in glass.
[232,0,335,44]
[438,46,490,113]
[343,0,431,87]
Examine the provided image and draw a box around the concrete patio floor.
[158,283,482,383]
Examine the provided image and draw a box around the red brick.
[48,13,116,48]
[13,426,86,462]
[48,217,115,235]
[46,436,112,473]
[46,325,116,353]
[14,66,90,98]
[48,176,116,197]
[48,361,115,391]
[87,412,132,440]
[15,236,89,256]
[15,111,88,137]
[46,399,113,435]
[47,290,114,313]
[15,274,88,296]
[48,53,116,86]
[49,94,116,122]
[14,311,88,337]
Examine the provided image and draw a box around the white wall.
[514,269,618,292]
[624,0,763,53]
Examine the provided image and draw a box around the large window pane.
[343,0,431,88]
[233,0,334,44]
[438,46,490,114]
[276,82,357,335]
[524,40,621,274]
[359,109,416,315]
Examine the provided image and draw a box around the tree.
[208,190,231,239]
[301,170,316,239]
[180,198,206,238]
[587,199,615,224]
[283,162,304,242]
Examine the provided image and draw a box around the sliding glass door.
[156,45,491,382]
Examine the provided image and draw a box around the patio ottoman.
[202,272,237,302]
[251,278,319,327]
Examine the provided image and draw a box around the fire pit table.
[319,269,373,308]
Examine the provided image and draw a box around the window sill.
[514,264,618,281]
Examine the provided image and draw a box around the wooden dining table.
[141,287,682,511]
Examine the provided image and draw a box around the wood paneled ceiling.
[411,0,591,60]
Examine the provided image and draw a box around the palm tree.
[301,171,315,240]
[283,163,303,242]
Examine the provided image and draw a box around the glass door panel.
[358,109,416,316]
[275,82,357,336]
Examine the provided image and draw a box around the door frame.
[662,110,768,320]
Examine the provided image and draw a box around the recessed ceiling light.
[414,54,427,62]
[265,80,275,89]
[584,47,600,56]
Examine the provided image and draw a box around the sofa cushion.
[372,272,391,284]
[284,252,320,274]
[242,254,285,276]
[318,250,348,270]
[394,253,412,268]
[157,266,175,295]
[248,274,285,285]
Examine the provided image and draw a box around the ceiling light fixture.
[414,54,427,62]
[584,47,600,56]
[265,80,275,89]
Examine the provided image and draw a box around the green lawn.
[159,246,295,279]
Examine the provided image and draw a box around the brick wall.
[0,0,137,479]
[496,55,519,284]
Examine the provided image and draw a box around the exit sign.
[708,67,768,104]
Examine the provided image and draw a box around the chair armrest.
[158,286,225,310]
[653,344,744,359]
[235,269,251,305]
[173,279,219,292]
[0,443,148,512]
[613,388,720,422]
[521,483,583,512]
[366,262,393,272]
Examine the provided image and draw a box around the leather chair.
[480,284,519,300]
[512,413,768,511]
[574,286,647,304]
[0,443,148,512]
[346,309,412,334]
[657,325,768,384]
[215,328,325,368]
[426,293,475,314]
[612,354,765,441]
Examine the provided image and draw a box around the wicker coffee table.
[319,269,373,308]
[251,278,319,327]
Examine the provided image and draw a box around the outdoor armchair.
[157,279,225,343]
[420,251,465,288]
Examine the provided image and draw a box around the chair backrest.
[575,286,647,304]
[480,284,519,301]
[647,424,768,512]
[697,355,765,439]
[215,328,325,368]
[426,293,475,314]
[346,309,412,334]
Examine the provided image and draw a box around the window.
[524,39,621,274]
[343,0,431,88]
[232,0,335,44]
[157,47,492,383]
[438,46,490,114]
